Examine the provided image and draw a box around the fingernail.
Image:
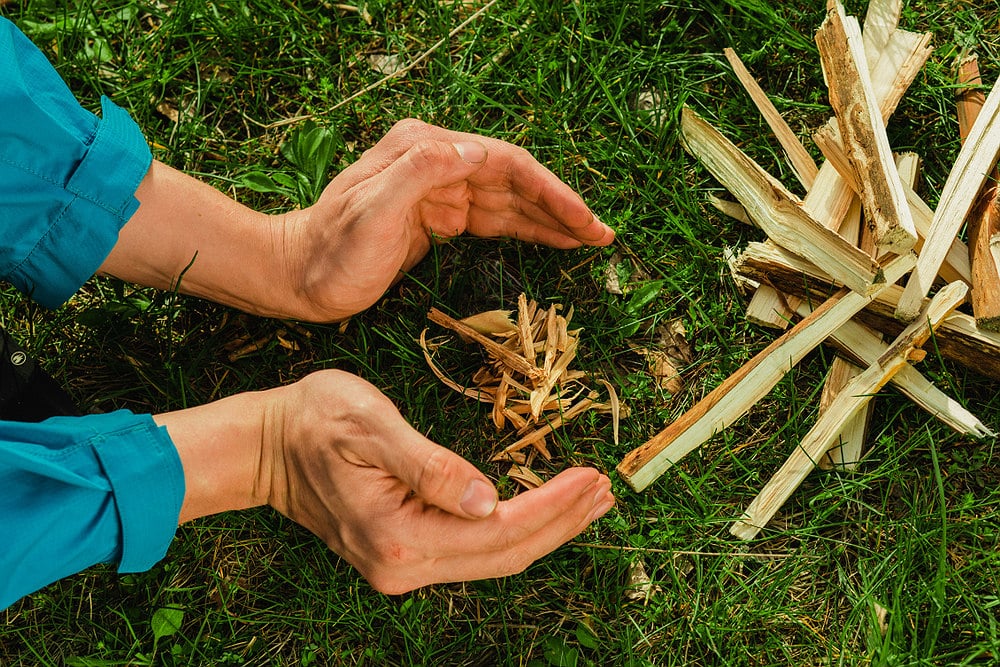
[461,479,498,518]
[453,141,487,164]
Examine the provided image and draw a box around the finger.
[464,182,615,247]
[392,470,615,591]
[405,467,612,559]
[349,138,487,208]
[373,423,501,520]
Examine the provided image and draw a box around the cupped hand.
[260,370,615,594]
[280,119,615,322]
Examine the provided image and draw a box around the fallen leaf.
[367,53,405,75]
[634,346,683,395]
[625,560,661,604]
[156,101,180,123]
[604,252,624,295]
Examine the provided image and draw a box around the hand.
[279,119,616,321]
[158,370,615,594]
[102,120,613,322]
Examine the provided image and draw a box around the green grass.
[2,0,1000,664]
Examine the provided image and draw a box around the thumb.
[367,139,488,205]
[383,427,499,520]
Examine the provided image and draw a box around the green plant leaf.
[151,606,184,642]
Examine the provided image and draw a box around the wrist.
[154,388,278,523]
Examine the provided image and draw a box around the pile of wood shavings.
[420,294,621,490]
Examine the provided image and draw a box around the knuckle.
[415,447,461,499]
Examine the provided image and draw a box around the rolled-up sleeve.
[0,16,151,308]
[0,412,184,609]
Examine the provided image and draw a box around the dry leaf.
[597,379,622,445]
[604,252,625,295]
[635,346,683,395]
[367,53,405,75]
[156,101,180,123]
[656,318,693,365]
[625,560,661,603]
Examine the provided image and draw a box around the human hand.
[160,370,615,594]
[280,119,615,321]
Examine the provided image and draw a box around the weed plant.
[1,0,998,665]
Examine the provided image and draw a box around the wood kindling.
[896,76,1000,321]
[734,241,1000,379]
[816,1,917,254]
[680,107,884,296]
[616,253,916,492]
[731,281,969,540]
[957,55,1000,332]
[723,47,819,190]
[793,301,993,438]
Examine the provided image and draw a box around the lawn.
[2,0,999,665]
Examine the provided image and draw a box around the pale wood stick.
[957,55,1000,331]
[813,121,972,284]
[793,301,993,438]
[616,253,916,491]
[723,47,819,190]
[731,281,969,540]
[746,285,797,330]
[861,0,902,64]
[819,196,867,470]
[816,3,917,254]
[896,78,1000,321]
[734,241,1000,379]
[708,195,753,226]
[680,107,883,295]
[821,152,924,469]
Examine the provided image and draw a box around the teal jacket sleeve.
[0,411,185,609]
[0,16,152,309]
[0,18,185,609]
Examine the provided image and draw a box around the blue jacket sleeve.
[0,16,152,309]
[0,19,184,610]
[0,412,185,609]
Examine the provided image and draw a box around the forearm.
[154,387,275,523]
[99,160,296,318]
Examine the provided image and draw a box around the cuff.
[13,97,151,309]
[90,411,184,572]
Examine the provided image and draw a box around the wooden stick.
[723,47,819,190]
[734,241,1000,379]
[816,2,917,254]
[861,0,902,64]
[957,56,1000,331]
[680,107,884,295]
[819,196,867,470]
[793,302,993,438]
[428,308,543,381]
[896,77,1000,321]
[814,120,972,284]
[616,253,916,491]
[731,281,969,540]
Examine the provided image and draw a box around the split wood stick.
[896,78,1000,321]
[816,2,917,254]
[822,151,923,468]
[723,47,819,190]
[680,107,883,295]
[814,121,972,284]
[746,285,796,330]
[819,197,867,470]
[861,0,901,63]
[793,300,993,438]
[957,55,1000,331]
[734,241,1000,379]
[616,252,915,491]
[428,308,543,381]
[708,195,753,226]
[731,281,968,540]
